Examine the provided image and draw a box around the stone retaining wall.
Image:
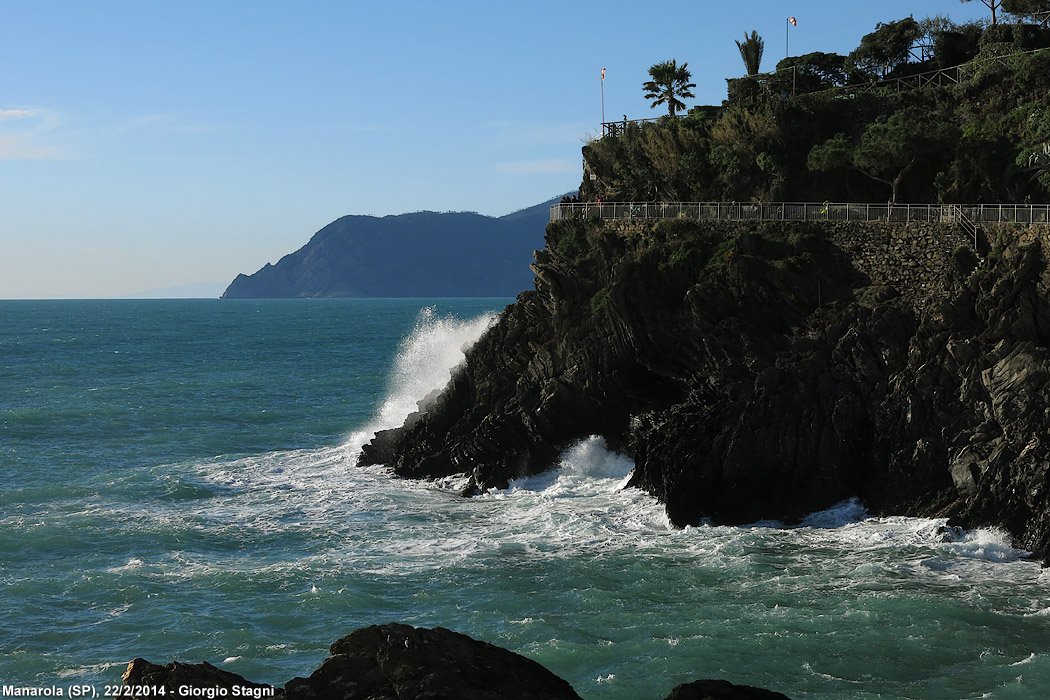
[823,221,969,297]
[603,219,1050,298]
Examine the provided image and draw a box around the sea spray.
[345,305,498,458]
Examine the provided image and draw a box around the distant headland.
[220,197,567,299]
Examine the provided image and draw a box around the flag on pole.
[602,67,606,81]
[789,16,797,26]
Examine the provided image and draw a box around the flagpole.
[601,68,606,136]
[786,17,797,58]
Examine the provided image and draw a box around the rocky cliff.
[361,217,1050,562]
[221,198,563,299]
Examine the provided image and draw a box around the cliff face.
[360,218,1050,561]
[221,199,560,299]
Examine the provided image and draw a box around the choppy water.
[2,299,1049,699]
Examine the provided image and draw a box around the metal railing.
[550,201,1050,225]
[602,117,660,136]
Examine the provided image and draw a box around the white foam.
[107,557,144,573]
[55,663,123,679]
[373,306,496,432]
[943,527,1030,563]
[1011,653,1038,666]
[799,498,869,528]
[497,436,635,496]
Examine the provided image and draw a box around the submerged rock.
[119,624,791,699]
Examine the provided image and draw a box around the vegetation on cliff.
[585,16,1050,204]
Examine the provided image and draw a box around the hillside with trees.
[581,13,1050,205]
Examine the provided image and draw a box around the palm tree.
[736,31,764,76]
[1028,143,1050,179]
[642,60,696,116]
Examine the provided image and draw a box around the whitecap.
[942,527,1030,563]
[798,498,869,528]
[107,558,144,573]
[55,663,123,679]
[1011,653,1038,666]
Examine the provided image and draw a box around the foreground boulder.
[120,624,791,700]
[665,679,792,699]
[283,623,582,699]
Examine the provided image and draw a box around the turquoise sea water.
[2,299,1050,699]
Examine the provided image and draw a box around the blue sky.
[1,0,992,298]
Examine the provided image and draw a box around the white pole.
[601,68,606,134]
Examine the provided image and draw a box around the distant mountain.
[221,196,567,299]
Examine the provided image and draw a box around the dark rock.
[664,679,792,700]
[283,623,583,700]
[121,658,273,697]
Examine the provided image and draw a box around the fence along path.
[549,201,1050,227]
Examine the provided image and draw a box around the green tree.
[643,60,696,116]
[962,0,1004,25]
[846,17,922,81]
[808,107,956,202]
[1004,0,1050,25]
[775,52,847,90]
[736,31,765,76]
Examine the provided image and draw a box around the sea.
[2,298,1050,700]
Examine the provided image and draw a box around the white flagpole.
[601,68,606,135]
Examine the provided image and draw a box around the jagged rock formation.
[120,623,788,700]
[361,217,1050,561]
[221,197,563,299]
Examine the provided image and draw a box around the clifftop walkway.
[550,201,1050,226]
